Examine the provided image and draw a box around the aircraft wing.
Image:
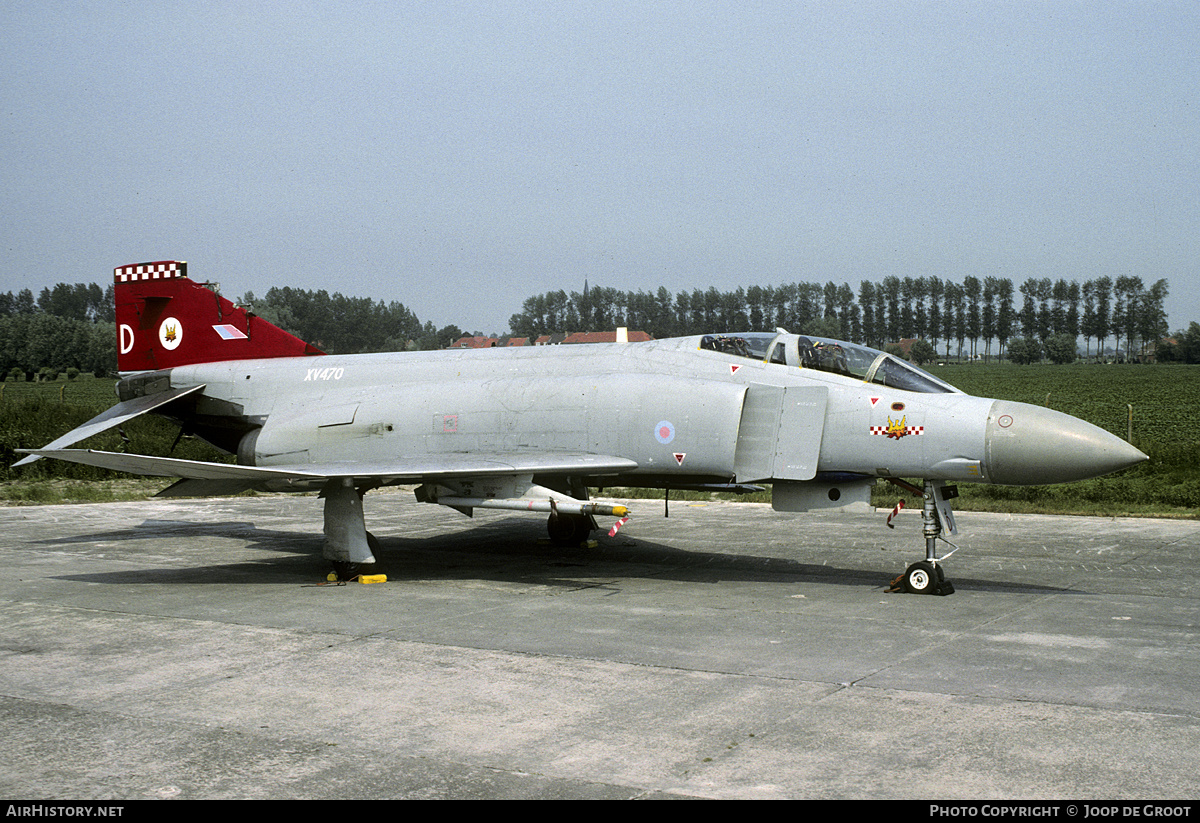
[11,385,206,468]
[17,448,639,493]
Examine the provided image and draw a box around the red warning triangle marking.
[870,397,880,406]
[730,364,741,374]
[673,453,686,465]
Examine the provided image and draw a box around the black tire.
[331,561,361,581]
[904,561,938,594]
[547,514,591,546]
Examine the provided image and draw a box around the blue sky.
[2,2,1196,336]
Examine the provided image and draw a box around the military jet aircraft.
[17,261,1148,594]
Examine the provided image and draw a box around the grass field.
[0,375,229,490]
[926,361,1190,448]
[2,365,1197,515]
[0,374,118,407]
[918,362,1198,517]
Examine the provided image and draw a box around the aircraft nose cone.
[985,400,1149,485]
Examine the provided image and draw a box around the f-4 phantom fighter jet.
[18,261,1148,594]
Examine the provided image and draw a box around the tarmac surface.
[1,491,1198,800]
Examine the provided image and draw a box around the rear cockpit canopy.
[698,332,959,394]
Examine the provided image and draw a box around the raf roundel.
[158,317,183,350]
[654,420,676,445]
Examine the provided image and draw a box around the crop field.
[0,374,119,408]
[914,362,1198,516]
[2,366,1197,515]
[927,362,1191,448]
[0,376,228,492]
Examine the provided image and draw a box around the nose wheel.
[900,560,952,595]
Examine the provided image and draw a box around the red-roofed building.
[533,330,653,345]
[449,335,533,349]
[449,335,497,349]
[561,330,653,344]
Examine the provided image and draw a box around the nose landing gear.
[887,479,958,596]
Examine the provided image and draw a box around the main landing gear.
[889,478,958,596]
[321,479,380,581]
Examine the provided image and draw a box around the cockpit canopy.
[698,332,959,394]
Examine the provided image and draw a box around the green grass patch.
[926,362,1196,447]
[1,379,230,482]
[919,362,1199,517]
[0,478,176,505]
[0,373,120,407]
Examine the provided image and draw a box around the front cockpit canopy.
[698,332,959,394]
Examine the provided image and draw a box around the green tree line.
[0,280,461,378]
[1,284,117,378]
[0,283,115,323]
[239,287,466,353]
[509,275,1174,362]
[1160,322,1200,364]
[1,274,1189,376]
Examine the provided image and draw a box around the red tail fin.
[115,261,324,372]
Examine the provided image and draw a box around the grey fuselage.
[151,333,1142,490]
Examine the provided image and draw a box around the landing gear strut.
[321,479,378,581]
[891,479,957,596]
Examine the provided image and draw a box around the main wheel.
[547,513,591,546]
[903,561,938,594]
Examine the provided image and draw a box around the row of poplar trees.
[509,275,1170,361]
[0,274,1176,376]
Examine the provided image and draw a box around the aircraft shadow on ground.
[38,514,1075,595]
